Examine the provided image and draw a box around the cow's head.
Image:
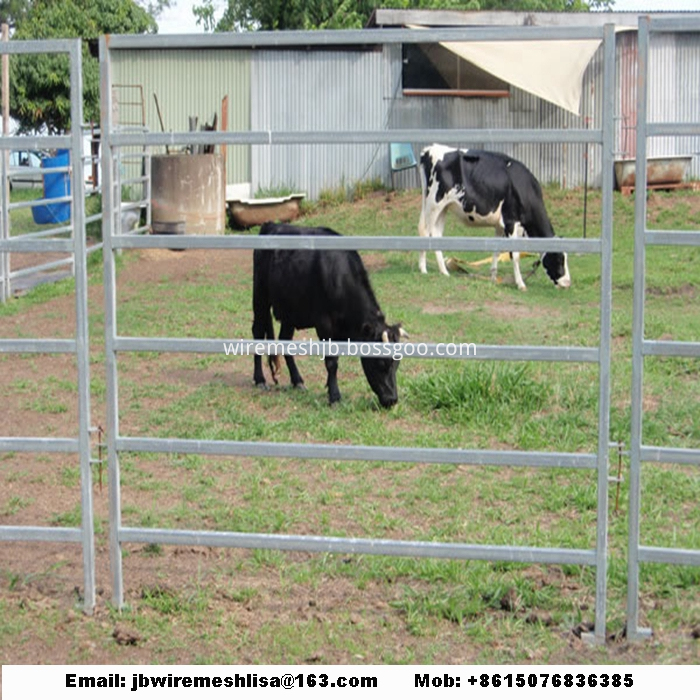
[360,316,407,409]
[541,247,571,289]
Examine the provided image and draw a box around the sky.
[155,0,700,35]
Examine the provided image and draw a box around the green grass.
[1,184,699,664]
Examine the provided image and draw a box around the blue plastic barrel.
[32,149,71,225]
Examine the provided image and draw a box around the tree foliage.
[201,0,614,32]
[0,0,31,30]
[9,0,157,134]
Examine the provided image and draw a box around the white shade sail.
[439,38,602,115]
[408,25,605,115]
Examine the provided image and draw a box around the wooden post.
[221,96,228,174]
[221,95,228,219]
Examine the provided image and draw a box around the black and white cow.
[252,222,406,408]
[418,144,571,291]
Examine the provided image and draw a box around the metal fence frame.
[0,39,95,612]
[627,15,700,641]
[101,24,616,644]
[0,128,103,302]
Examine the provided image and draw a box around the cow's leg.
[417,203,430,274]
[419,203,450,275]
[432,210,450,276]
[253,351,266,388]
[491,225,505,282]
[324,355,341,405]
[511,223,528,291]
[278,323,305,388]
[315,322,341,404]
[435,249,449,277]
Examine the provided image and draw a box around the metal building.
[110,11,700,199]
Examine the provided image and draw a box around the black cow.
[418,144,571,291]
[252,222,406,407]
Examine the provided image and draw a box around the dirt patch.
[422,299,544,321]
[647,283,697,299]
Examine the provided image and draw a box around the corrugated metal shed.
[111,48,251,187]
[109,24,700,198]
[250,47,390,200]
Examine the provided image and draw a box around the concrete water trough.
[614,155,694,195]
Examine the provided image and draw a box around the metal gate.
[101,25,616,643]
[627,15,700,641]
[0,39,95,612]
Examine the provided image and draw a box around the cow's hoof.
[292,383,307,391]
[518,286,527,292]
[255,382,269,391]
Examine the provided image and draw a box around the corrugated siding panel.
[675,34,700,181]
[251,48,388,200]
[648,33,679,158]
[616,31,700,179]
[648,32,700,179]
[616,30,637,159]
[111,49,251,187]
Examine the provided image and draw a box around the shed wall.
[616,31,700,178]
[111,48,251,187]
[649,32,700,175]
[250,47,390,200]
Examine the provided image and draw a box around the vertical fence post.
[100,35,124,609]
[587,22,617,646]
[626,15,651,642]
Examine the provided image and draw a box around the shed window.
[402,43,510,98]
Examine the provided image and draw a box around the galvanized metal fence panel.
[0,39,95,612]
[627,15,700,642]
[100,24,616,644]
